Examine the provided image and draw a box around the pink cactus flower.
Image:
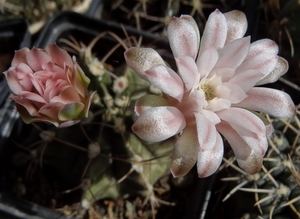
[125,9,295,178]
[3,43,95,128]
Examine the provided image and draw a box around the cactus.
[221,105,300,219]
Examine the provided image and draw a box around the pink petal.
[45,43,74,68]
[176,56,200,90]
[124,47,166,80]
[245,39,279,61]
[214,36,250,69]
[171,126,199,177]
[224,10,247,43]
[234,87,295,118]
[51,86,81,104]
[198,9,227,56]
[228,69,264,92]
[145,65,184,102]
[217,107,268,154]
[196,48,219,79]
[216,121,263,174]
[18,91,47,103]
[39,102,64,122]
[26,48,52,71]
[256,57,288,86]
[4,65,32,95]
[11,47,30,67]
[134,95,169,116]
[197,132,223,177]
[235,53,278,77]
[11,96,39,116]
[42,62,66,79]
[132,106,186,142]
[167,16,199,59]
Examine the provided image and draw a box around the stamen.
[200,83,215,101]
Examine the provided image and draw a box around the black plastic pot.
[0,18,30,146]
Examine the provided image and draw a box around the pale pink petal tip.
[132,106,186,142]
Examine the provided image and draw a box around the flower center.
[200,83,215,101]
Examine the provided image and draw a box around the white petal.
[208,67,235,81]
[124,47,165,80]
[206,98,231,112]
[235,53,278,77]
[198,9,227,57]
[224,10,248,43]
[197,132,223,177]
[176,56,200,90]
[132,106,186,142]
[201,109,221,125]
[216,121,263,174]
[234,87,295,118]
[216,121,252,161]
[228,69,264,92]
[171,126,199,177]
[246,39,279,61]
[196,48,219,79]
[134,95,169,116]
[195,112,217,150]
[217,107,268,154]
[256,57,288,85]
[222,82,248,104]
[167,16,199,59]
[145,65,184,102]
[215,36,250,69]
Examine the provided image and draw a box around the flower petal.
[217,107,268,154]
[256,57,288,85]
[221,82,248,104]
[224,10,247,43]
[58,102,85,121]
[11,96,39,116]
[145,65,184,102]
[245,39,279,61]
[195,112,217,150]
[234,87,295,118]
[228,69,264,92]
[214,36,250,69]
[236,148,263,175]
[134,95,170,116]
[216,121,263,174]
[235,53,278,77]
[199,9,227,56]
[26,48,51,71]
[197,132,223,177]
[132,106,186,142]
[124,47,166,80]
[11,47,30,67]
[176,56,200,90]
[171,126,199,177]
[196,48,219,79]
[167,16,199,59]
[45,43,74,68]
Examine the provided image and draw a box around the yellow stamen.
[200,84,215,101]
